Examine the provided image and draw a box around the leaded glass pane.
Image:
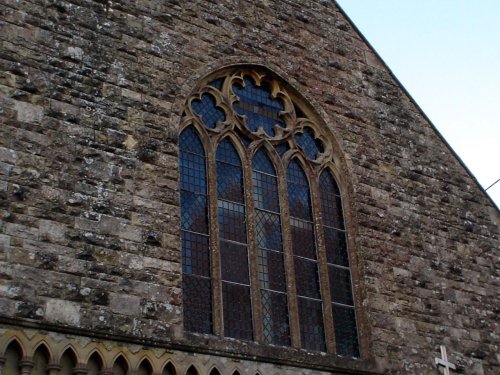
[253,149,276,174]
[217,162,244,203]
[217,201,247,243]
[319,170,344,229]
[328,265,354,306]
[252,172,280,212]
[294,258,321,300]
[332,304,359,357]
[290,218,316,259]
[222,282,253,341]
[209,77,225,90]
[233,77,285,137]
[298,297,326,352]
[258,249,286,292]
[261,290,290,346]
[180,191,208,233]
[192,93,225,129]
[287,161,313,220]
[180,153,206,194]
[182,231,210,277]
[275,142,289,156]
[255,211,282,250]
[220,240,250,284]
[323,227,348,266]
[183,275,212,334]
[179,127,204,155]
[295,127,324,160]
[216,138,242,165]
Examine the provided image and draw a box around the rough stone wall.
[0,1,498,374]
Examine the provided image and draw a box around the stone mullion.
[244,145,263,343]
[19,359,34,375]
[207,139,223,337]
[309,170,336,354]
[73,365,88,375]
[47,363,61,375]
[277,163,300,349]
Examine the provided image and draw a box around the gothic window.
[179,68,360,357]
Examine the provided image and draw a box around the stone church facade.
[0,1,498,374]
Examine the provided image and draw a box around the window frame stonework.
[179,67,363,357]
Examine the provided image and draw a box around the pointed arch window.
[179,68,361,358]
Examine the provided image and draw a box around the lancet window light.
[179,68,359,357]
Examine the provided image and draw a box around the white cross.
[435,345,456,375]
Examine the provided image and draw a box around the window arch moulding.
[179,67,363,359]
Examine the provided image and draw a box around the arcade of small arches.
[0,331,270,375]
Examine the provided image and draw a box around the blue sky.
[336,0,500,207]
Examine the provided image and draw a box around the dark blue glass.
[253,148,275,174]
[180,126,205,155]
[295,127,324,160]
[233,77,285,136]
[192,93,225,129]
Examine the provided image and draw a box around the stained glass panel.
[192,93,225,129]
[298,297,326,352]
[294,257,321,300]
[255,211,282,250]
[233,77,285,137]
[222,282,253,341]
[258,249,286,292]
[220,240,250,284]
[332,304,359,357]
[261,290,290,346]
[183,275,212,334]
[252,172,280,212]
[180,127,211,335]
[217,163,244,203]
[182,231,210,277]
[319,170,344,229]
[217,201,247,243]
[328,265,354,306]
[295,127,324,160]
[323,227,349,266]
[253,149,275,174]
[290,218,316,259]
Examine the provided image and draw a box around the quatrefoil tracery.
[183,69,333,165]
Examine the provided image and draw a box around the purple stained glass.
[295,127,324,160]
[233,77,285,137]
[192,93,225,129]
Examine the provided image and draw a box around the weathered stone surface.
[0,1,498,374]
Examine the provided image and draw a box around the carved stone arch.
[59,347,78,375]
[111,353,129,375]
[229,368,241,375]
[248,140,285,175]
[32,342,51,375]
[160,361,176,375]
[2,338,24,375]
[2,337,25,359]
[86,350,104,375]
[136,356,154,375]
[32,341,52,362]
[207,366,221,375]
[58,344,79,364]
[184,365,198,375]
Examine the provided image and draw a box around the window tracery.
[180,68,359,357]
